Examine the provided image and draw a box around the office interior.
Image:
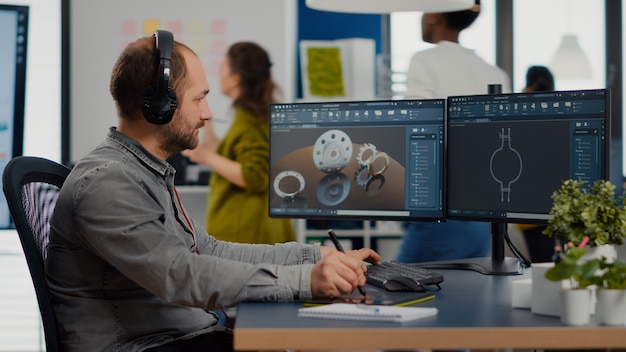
[1,0,626,350]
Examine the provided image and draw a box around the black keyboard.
[366,261,444,292]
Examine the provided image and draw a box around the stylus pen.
[327,229,367,297]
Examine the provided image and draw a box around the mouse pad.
[304,289,435,307]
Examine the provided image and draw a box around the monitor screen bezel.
[0,4,27,158]
[0,4,29,230]
[444,88,611,225]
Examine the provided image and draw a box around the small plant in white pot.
[545,245,598,289]
[545,244,598,325]
[543,179,626,260]
[591,257,626,325]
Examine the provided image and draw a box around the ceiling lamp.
[549,34,593,80]
[305,0,475,14]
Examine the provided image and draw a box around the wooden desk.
[234,269,626,351]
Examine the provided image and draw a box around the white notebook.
[298,303,438,322]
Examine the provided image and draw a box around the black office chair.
[2,156,70,352]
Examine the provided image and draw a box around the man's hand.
[347,248,381,266]
[320,246,381,264]
[311,248,381,298]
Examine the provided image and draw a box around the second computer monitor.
[268,99,446,221]
[446,89,610,224]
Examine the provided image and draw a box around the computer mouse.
[383,276,426,292]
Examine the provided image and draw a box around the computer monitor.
[268,99,446,221]
[0,4,29,229]
[434,89,610,275]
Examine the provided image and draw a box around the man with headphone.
[47,30,381,351]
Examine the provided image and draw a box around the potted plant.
[545,245,600,289]
[593,257,626,288]
[543,179,626,257]
[545,244,598,325]
[592,256,626,325]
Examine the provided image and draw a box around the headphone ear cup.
[162,87,178,123]
[142,30,178,125]
[167,87,178,111]
[141,85,177,125]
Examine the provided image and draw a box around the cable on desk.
[504,228,532,268]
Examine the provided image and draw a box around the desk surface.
[234,268,626,351]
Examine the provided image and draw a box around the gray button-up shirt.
[47,127,319,351]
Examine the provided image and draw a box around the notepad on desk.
[304,290,435,307]
[298,303,438,322]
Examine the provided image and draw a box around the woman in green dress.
[183,42,295,244]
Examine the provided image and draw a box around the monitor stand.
[417,222,526,276]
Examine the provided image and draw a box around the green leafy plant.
[543,179,626,247]
[545,246,600,289]
[593,257,626,289]
[546,244,626,290]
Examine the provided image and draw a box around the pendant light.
[305,0,475,14]
[549,34,593,80]
[549,2,592,80]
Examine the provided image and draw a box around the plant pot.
[560,288,592,326]
[618,243,626,260]
[596,289,626,326]
[581,244,618,315]
[532,263,570,317]
[581,244,617,262]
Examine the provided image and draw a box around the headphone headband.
[141,30,178,125]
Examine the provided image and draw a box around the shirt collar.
[106,127,175,178]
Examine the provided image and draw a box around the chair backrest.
[2,156,71,352]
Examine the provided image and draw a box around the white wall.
[68,0,297,163]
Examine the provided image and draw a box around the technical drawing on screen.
[417,89,610,276]
[268,99,446,221]
[446,89,609,224]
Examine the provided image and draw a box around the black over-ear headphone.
[142,30,178,125]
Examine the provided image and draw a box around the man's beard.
[159,120,203,155]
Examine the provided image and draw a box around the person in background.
[182,42,295,244]
[516,65,556,263]
[48,31,381,351]
[397,0,512,264]
[521,65,555,93]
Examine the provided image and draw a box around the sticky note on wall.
[300,39,375,101]
[306,47,345,97]
[143,20,160,34]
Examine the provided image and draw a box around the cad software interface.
[446,89,609,223]
[269,99,445,220]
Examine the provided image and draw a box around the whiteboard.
[69,0,296,162]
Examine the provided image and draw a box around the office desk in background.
[234,269,626,351]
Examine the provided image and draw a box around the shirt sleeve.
[233,131,269,194]
[73,161,318,309]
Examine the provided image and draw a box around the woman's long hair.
[227,42,280,122]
